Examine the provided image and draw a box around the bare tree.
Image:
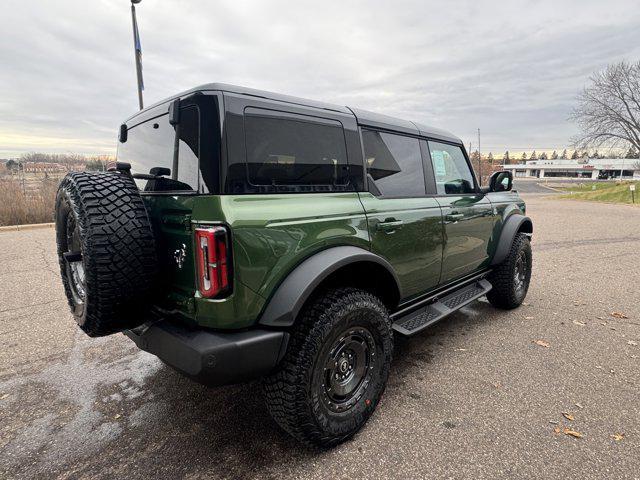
[570,61,640,154]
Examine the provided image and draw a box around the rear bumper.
[124,319,289,386]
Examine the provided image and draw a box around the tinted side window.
[362,130,425,197]
[117,107,200,192]
[428,141,475,195]
[244,109,350,192]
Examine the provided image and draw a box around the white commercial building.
[501,158,639,180]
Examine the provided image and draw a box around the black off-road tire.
[487,233,532,310]
[55,172,158,337]
[263,288,393,448]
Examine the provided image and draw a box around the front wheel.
[263,288,393,448]
[487,232,532,309]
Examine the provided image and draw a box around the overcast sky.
[1,0,640,158]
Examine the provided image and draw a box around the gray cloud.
[1,0,639,157]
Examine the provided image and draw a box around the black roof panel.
[124,83,462,143]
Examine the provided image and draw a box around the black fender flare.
[491,214,533,266]
[258,246,401,328]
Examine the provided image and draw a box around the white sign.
[631,184,636,192]
[432,151,447,176]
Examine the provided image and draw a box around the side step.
[392,279,492,336]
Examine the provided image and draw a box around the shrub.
[0,177,58,226]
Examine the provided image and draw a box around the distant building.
[22,162,68,173]
[22,162,85,173]
[501,158,639,180]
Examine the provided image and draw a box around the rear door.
[426,140,494,283]
[358,129,443,300]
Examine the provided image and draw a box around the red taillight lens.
[195,226,230,298]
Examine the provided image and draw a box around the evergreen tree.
[560,149,568,159]
[551,150,558,160]
[529,151,538,160]
[503,151,510,164]
[521,152,527,161]
[488,152,494,162]
[539,152,548,160]
[571,150,579,159]
[625,147,639,158]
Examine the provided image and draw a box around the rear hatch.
[116,92,222,318]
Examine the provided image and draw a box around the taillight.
[195,226,231,298]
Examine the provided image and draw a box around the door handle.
[377,219,404,232]
[445,213,464,222]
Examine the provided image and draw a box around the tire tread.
[55,172,158,337]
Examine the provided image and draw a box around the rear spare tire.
[55,172,158,337]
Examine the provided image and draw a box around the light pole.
[477,128,482,185]
[131,0,144,110]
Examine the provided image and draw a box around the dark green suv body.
[55,83,532,447]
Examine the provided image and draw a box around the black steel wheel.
[63,211,86,316]
[321,327,376,413]
[264,288,393,448]
[513,250,528,296]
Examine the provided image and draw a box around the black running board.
[392,279,492,336]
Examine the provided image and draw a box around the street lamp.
[131,0,144,110]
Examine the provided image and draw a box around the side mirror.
[489,171,513,192]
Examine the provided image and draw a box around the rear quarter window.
[240,108,351,193]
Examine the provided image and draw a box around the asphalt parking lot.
[1,194,639,480]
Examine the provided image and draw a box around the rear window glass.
[117,106,200,192]
[244,109,350,191]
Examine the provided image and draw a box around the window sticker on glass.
[432,150,446,176]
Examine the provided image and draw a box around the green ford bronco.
[55,83,532,447]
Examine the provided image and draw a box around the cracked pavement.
[1,194,639,479]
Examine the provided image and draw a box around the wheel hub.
[65,213,86,305]
[321,327,375,413]
[514,251,527,294]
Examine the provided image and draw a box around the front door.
[426,140,494,283]
[359,129,443,300]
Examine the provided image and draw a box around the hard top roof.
[125,83,462,144]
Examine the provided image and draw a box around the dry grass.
[0,177,59,226]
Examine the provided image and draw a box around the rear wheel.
[55,172,158,337]
[263,288,393,448]
[487,232,532,309]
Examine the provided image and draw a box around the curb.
[537,183,565,192]
[0,222,54,232]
